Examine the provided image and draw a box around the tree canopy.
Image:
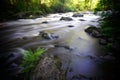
[0,0,99,21]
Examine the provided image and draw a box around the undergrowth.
[21,48,45,73]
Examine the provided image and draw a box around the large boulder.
[60,17,73,21]
[31,55,66,80]
[72,13,84,17]
[85,26,102,38]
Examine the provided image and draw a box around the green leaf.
[21,48,45,73]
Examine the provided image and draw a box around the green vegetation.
[95,0,120,11]
[21,48,45,73]
[0,0,99,21]
[100,12,120,53]
[100,14,120,39]
[96,0,120,54]
[96,0,120,41]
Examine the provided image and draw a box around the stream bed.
[0,12,116,80]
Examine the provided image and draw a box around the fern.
[21,48,45,73]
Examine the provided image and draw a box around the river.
[0,12,116,80]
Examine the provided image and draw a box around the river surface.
[0,12,116,80]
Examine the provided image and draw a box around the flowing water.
[0,12,116,80]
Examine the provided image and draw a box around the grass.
[21,48,45,73]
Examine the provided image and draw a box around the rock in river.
[60,17,73,21]
[85,26,102,38]
[72,13,84,17]
[40,31,59,40]
[31,55,66,80]
[41,21,48,24]
[68,25,74,27]
[79,19,86,21]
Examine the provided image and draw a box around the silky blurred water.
[0,12,115,80]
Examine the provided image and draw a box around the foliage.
[96,0,120,40]
[100,12,120,41]
[0,0,99,21]
[50,0,65,13]
[94,0,120,57]
[95,0,120,11]
[96,0,120,41]
[21,48,45,73]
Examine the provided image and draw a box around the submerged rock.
[54,45,73,51]
[79,19,86,21]
[91,20,96,22]
[72,13,84,17]
[22,36,28,40]
[60,17,73,21]
[85,26,102,38]
[41,21,48,24]
[68,25,74,27]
